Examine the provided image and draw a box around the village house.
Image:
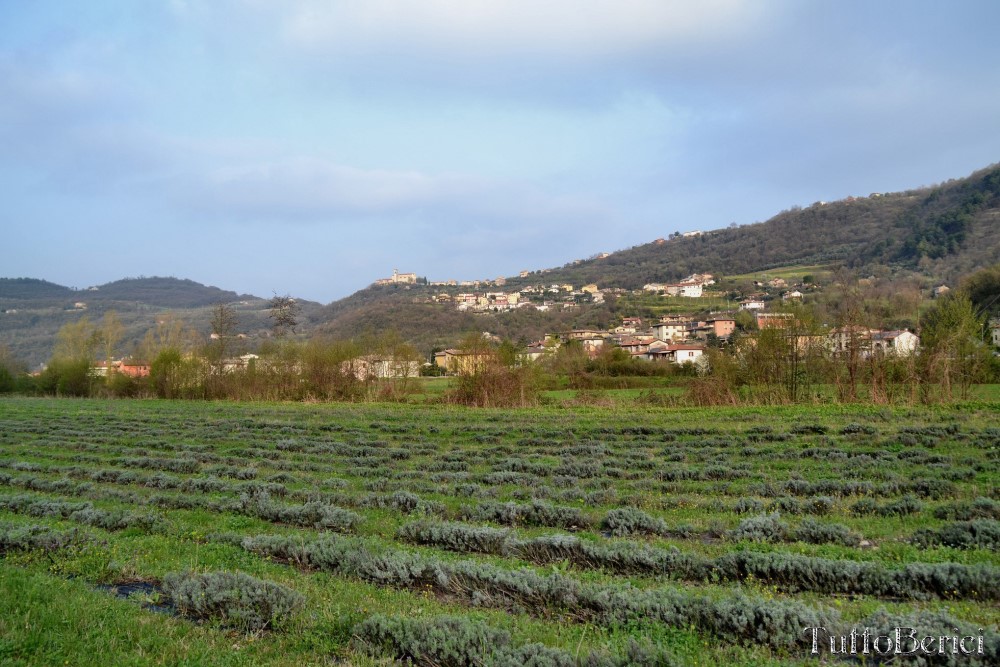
[520,345,549,362]
[222,354,259,373]
[756,312,794,329]
[740,298,766,311]
[665,283,703,298]
[90,359,151,378]
[613,317,643,334]
[684,273,715,286]
[870,330,920,357]
[433,349,492,375]
[782,290,804,301]
[652,320,689,342]
[615,336,654,356]
[827,326,878,356]
[689,317,736,341]
[343,354,421,380]
[826,327,919,358]
[646,343,705,365]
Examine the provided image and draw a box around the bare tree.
[98,311,124,371]
[207,303,242,376]
[268,294,301,338]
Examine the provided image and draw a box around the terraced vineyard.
[1,398,998,666]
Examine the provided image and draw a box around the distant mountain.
[83,277,255,308]
[0,277,320,368]
[0,278,74,302]
[0,276,251,309]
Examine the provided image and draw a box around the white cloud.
[272,0,776,60]
[177,155,608,228]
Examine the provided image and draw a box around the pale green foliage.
[163,571,303,633]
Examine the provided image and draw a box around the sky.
[3,1,1000,303]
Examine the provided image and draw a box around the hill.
[0,277,322,369]
[500,163,1000,290]
[83,277,255,308]
[311,163,1000,348]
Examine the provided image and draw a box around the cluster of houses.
[432,283,605,313]
[374,269,514,290]
[642,273,716,298]
[431,274,723,315]
[432,310,932,376]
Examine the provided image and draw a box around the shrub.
[0,521,80,553]
[237,492,360,532]
[397,521,514,555]
[851,498,879,516]
[163,571,303,633]
[861,609,999,665]
[727,514,788,543]
[237,532,835,648]
[361,491,446,516]
[770,496,802,514]
[792,518,861,547]
[601,508,670,537]
[912,520,1000,550]
[355,614,511,666]
[934,497,1000,521]
[733,498,764,514]
[69,508,161,532]
[879,495,923,517]
[805,496,835,515]
[467,501,589,530]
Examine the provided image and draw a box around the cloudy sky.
[3,1,999,303]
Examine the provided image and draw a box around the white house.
[652,320,688,342]
[870,330,919,357]
[647,344,705,365]
[669,283,703,298]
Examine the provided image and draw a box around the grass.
[0,396,997,665]
[723,264,835,283]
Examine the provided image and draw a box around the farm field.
[1,397,998,666]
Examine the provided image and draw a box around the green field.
[1,397,998,666]
[723,265,835,284]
